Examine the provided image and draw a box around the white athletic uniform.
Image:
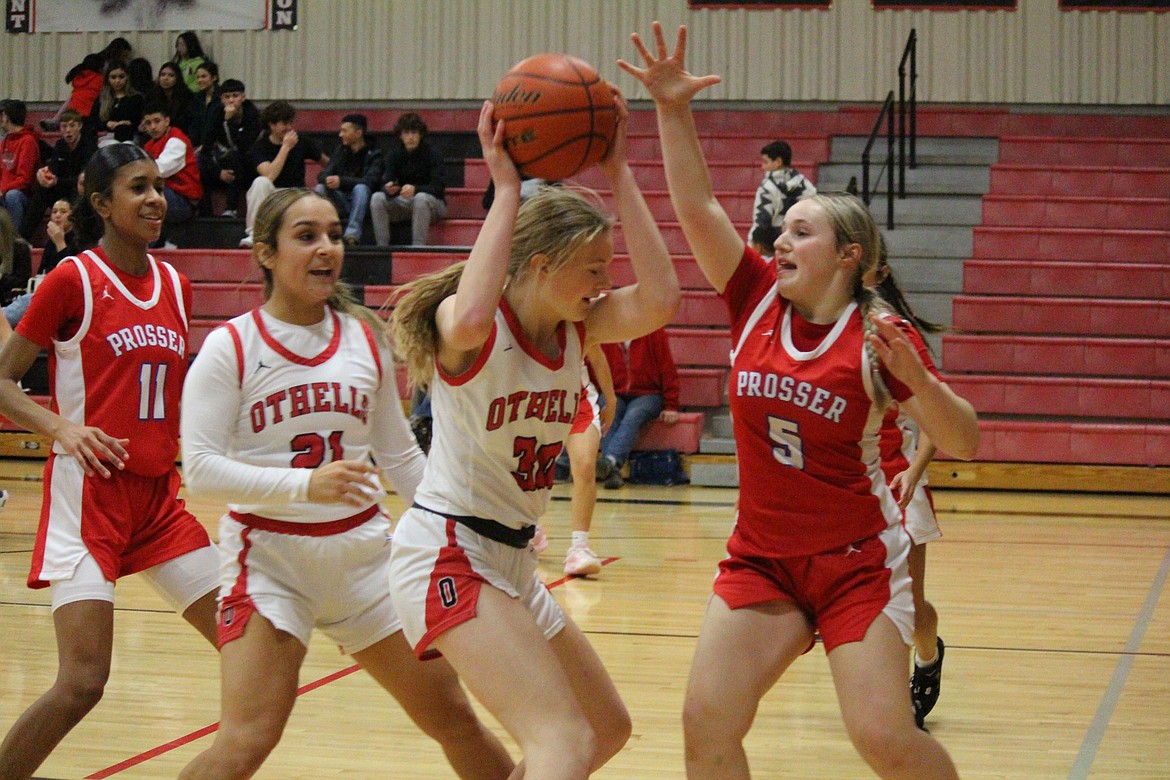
[389,299,584,656]
[880,409,942,545]
[181,307,425,652]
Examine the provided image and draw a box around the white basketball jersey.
[220,308,384,522]
[415,300,584,528]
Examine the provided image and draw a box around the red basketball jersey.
[724,248,918,558]
[18,248,191,477]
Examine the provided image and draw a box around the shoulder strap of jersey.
[729,284,777,364]
[53,253,95,349]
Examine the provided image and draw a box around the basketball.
[491,53,617,181]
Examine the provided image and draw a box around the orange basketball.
[491,53,617,181]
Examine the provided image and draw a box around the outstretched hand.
[617,22,722,108]
[478,100,521,193]
[867,312,932,393]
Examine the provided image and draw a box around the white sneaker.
[0,490,8,511]
[239,234,254,249]
[563,544,601,577]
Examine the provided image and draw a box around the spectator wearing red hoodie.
[141,103,202,245]
[598,326,680,488]
[0,100,41,241]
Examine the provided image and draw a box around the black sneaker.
[910,637,945,728]
[594,454,613,482]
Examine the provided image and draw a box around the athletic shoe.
[594,453,613,482]
[0,489,7,510]
[220,209,237,218]
[239,234,254,249]
[603,470,623,490]
[563,544,601,577]
[910,636,945,728]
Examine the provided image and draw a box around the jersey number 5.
[512,436,562,491]
[768,416,805,469]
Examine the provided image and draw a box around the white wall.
[2,0,1167,106]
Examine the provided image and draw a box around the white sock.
[915,648,938,667]
[571,531,590,549]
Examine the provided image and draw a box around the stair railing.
[860,28,918,230]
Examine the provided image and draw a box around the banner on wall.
[688,1,831,8]
[873,0,1015,7]
[1059,0,1169,8]
[5,0,297,33]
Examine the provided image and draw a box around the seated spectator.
[141,103,202,245]
[127,57,155,103]
[0,99,40,241]
[5,198,75,328]
[598,327,680,489]
[239,100,326,248]
[40,38,132,132]
[20,109,96,240]
[186,61,221,152]
[172,31,208,94]
[315,113,380,245]
[88,62,144,144]
[197,77,259,216]
[0,209,32,307]
[370,112,447,246]
[144,62,194,136]
[748,139,816,243]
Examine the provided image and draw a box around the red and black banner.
[688,1,831,8]
[873,0,1015,8]
[1059,0,1170,8]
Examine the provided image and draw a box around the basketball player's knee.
[593,702,631,764]
[847,719,913,774]
[55,661,111,716]
[683,692,747,748]
[218,728,282,772]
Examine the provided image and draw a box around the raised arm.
[434,100,523,376]
[619,22,745,294]
[585,90,680,346]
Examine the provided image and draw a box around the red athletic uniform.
[18,248,210,588]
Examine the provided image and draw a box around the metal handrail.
[861,90,896,230]
[897,28,918,196]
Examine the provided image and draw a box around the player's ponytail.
[389,261,466,389]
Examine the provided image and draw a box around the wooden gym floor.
[1,458,1167,779]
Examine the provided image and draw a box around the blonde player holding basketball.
[177,188,513,780]
[389,95,678,779]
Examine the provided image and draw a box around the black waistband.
[412,503,536,549]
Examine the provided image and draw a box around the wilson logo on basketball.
[493,84,542,106]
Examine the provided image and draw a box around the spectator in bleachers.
[239,100,326,248]
[172,31,208,94]
[143,62,194,137]
[0,99,41,242]
[0,209,32,306]
[197,78,259,216]
[88,62,145,144]
[186,61,221,152]
[141,103,202,245]
[20,109,97,240]
[748,139,816,245]
[370,112,447,247]
[127,57,155,104]
[597,327,680,489]
[40,38,132,133]
[315,113,380,246]
[5,198,76,328]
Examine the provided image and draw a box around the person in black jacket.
[20,109,97,240]
[314,113,381,245]
[196,77,259,215]
[370,112,447,246]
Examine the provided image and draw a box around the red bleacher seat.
[981,194,1170,231]
[633,412,705,454]
[972,226,1170,263]
[943,334,1170,378]
[951,295,1169,338]
[997,137,1170,167]
[462,158,817,193]
[989,164,1170,198]
[962,260,1170,299]
[942,375,1168,420]
[190,283,265,319]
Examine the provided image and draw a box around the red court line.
[86,556,619,777]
